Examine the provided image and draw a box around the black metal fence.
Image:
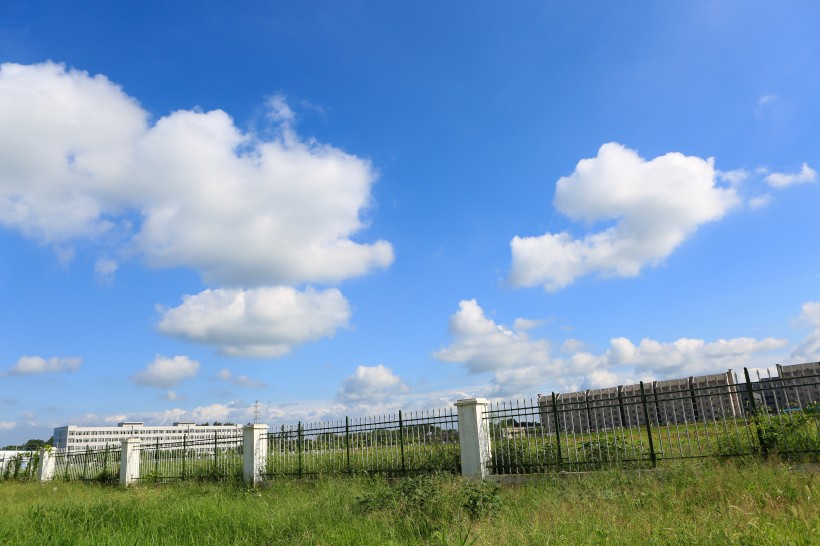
[486,367,820,474]
[53,446,120,483]
[263,408,459,478]
[135,431,244,483]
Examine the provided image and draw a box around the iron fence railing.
[135,431,244,483]
[485,368,820,475]
[53,446,120,483]
[0,451,39,482]
[263,408,459,478]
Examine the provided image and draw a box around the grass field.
[1,459,817,545]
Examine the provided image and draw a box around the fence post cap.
[455,398,489,406]
[243,424,268,431]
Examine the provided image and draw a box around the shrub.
[576,438,630,469]
[757,410,820,461]
[461,480,501,520]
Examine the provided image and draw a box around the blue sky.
[1,1,819,446]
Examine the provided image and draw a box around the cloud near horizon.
[435,299,792,397]
[434,299,552,374]
[509,143,739,291]
[0,62,393,286]
[791,301,820,363]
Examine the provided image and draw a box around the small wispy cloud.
[4,356,81,376]
[765,163,817,188]
[748,194,772,210]
[216,368,266,389]
[94,258,118,283]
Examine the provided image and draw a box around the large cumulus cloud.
[0,61,393,285]
[510,143,738,291]
[0,62,392,357]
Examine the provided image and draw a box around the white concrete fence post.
[120,438,140,486]
[37,448,55,482]
[455,398,491,480]
[243,424,269,486]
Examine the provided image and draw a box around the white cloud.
[94,258,118,283]
[605,336,788,377]
[0,62,393,286]
[509,143,739,291]
[163,391,183,401]
[791,302,820,362]
[764,163,817,188]
[488,334,787,397]
[755,94,781,120]
[266,94,295,123]
[560,338,586,353]
[132,355,199,388]
[216,368,266,388]
[433,298,791,398]
[582,369,623,390]
[5,356,81,375]
[490,364,557,398]
[434,299,551,373]
[749,194,772,210]
[718,169,749,185]
[0,421,15,430]
[188,403,234,424]
[758,94,777,106]
[157,286,350,357]
[337,365,409,402]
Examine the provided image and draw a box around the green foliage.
[490,438,560,474]
[757,410,820,460]
[267,441,460,477]
[711,430,753,458]
[1,452,38,482]
[2,438,51,451]
[461,480,501,520]
[576,438,630,468]
[1,461,817,545]
[354,474,499,540]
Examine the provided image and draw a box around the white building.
[52,422,244,452]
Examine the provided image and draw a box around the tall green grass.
[1,459,816,545]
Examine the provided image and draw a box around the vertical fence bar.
[551,392,563,468]
[640,382,657,468]
[83,447,91,480]
[617,387,627,428]
[398,410,406,474]
[744,367,767,458]
[212,432,218,477]
[297,422,303,479]
[182,434,187,480]
[154,438,160,477]
[345,416,351,475]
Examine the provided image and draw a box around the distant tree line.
[1,437,53,451]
